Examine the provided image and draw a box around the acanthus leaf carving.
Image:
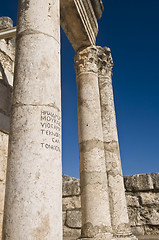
[74,46,98,76]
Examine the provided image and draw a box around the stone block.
[62,175,80,197]
[151,173,159,190]
[127,207,140,227]
[66,210,82,228]
[126,194,140,207]
[131,226,145,236]
[63,226,81,238]
[63,196,81,211]
[138,207,159,225]
[144,225,159,236]
[124,174,154,192]
[147,209,159,225]
[140,192,159,206]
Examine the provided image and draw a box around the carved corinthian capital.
[97,46,113,76]
[74,46,98,76]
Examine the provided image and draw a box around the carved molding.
[90,0,104,19]
[1,1,102,51]
[74,0,98,44]
[61,0,99,52]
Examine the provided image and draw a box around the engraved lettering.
[40,110,61,151]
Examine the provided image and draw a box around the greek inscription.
[41,143,60,152]
[40,110,61,152]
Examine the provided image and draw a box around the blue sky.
[1,0,159,178]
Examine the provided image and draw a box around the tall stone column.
[98,47,137,240]
[75,46,112,240]
[2,0,62,239]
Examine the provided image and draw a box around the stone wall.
[0,132,8,239]
[62,173,159,239]
[1,170,159,239]
[62,175,81,240]
[124,173,159,237]
[0,17,15,133]
[0,16,15,239]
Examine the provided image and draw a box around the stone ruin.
[62,174,159,240]
[0,1,158,240]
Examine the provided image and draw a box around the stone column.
[98,47,137,240]
[75,46,112,240]
[2,0,62,239]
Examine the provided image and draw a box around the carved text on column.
[40,110,61,152]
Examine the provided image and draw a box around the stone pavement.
[138,236,159,240]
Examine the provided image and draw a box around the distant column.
[2,0,62,239]
[75,46,112,240]
[98,46,137,240]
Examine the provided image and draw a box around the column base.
[77,236,138,240]
[77,234,113,240]
[77,238,112,240]
[112,236,138,240]
[77,233,113,240]
[78,238,138,240]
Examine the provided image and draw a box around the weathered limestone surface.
[2,0,62,239]
[0,3,157,240]
[62,175,81,240]
[60,0,102,51]
[90,0,104,19]
[0,17,14,240]
[124,173,159,237]
[0,18,13,31]
[97,47,136,240]
[0,1,104,52]
[75,46,112,239]
[0,17,15,133]
[0,132,8,240]
[62,174,159,240]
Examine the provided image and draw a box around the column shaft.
[98,47,137,240]
[75,46,112,240]
[3,0,62,239]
